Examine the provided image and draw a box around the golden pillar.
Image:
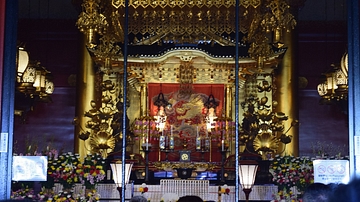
[74,35,97,158]
[138,83,148,158]
[274,29,299,156]
[225,84,232,118]
[140,83,148,116]
[225,84,234,154]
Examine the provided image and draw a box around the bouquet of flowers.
[78,189,101,202]
[220,185,230,195]
[269,155,314,199]
[11,186,37,200]
[36,186,55,201]
[52,189,78,202]
[271,187,298,202]
[49,152,82,190]
[139,183,149,194]
[78,153,106,190]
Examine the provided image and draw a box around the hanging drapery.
[147,83,224,162]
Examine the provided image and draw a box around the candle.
[221,139,224,151]
[146,138,149,150]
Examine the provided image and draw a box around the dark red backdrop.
[147,83,225,162]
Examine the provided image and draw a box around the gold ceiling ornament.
[76,0,108,45]
[243,0,296,61]
[110,0,264,9]
[317,52,348,103]
[112,0,121,9]
[112,0,238,9]
[76,0,296,68]
[90,35,122,71]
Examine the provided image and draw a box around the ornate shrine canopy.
[76,0,295,71]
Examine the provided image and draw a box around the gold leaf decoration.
[253,132,279,153]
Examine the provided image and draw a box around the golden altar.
[73,0,300,188]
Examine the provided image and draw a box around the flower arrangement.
[271,187,298,202]
[11,186,37,200]
[37,186,55,201]
[78,153,106,190]
[139,183,149,194]
[52,189,78,202]
[269,155,314,200]
[41,147,60,189]
[78,189,101,202]
[219,185,230,195]
[49,152,82,190]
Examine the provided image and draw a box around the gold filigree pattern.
[77,0,295,70]
[179,61,195,96]
[153,161,216,171]
[76,0,108,44]
[112,0,241,9]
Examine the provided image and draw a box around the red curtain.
[147,83,224,162]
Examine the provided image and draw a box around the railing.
[53,183,278,202]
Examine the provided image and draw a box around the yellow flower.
[139,187,144,192]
